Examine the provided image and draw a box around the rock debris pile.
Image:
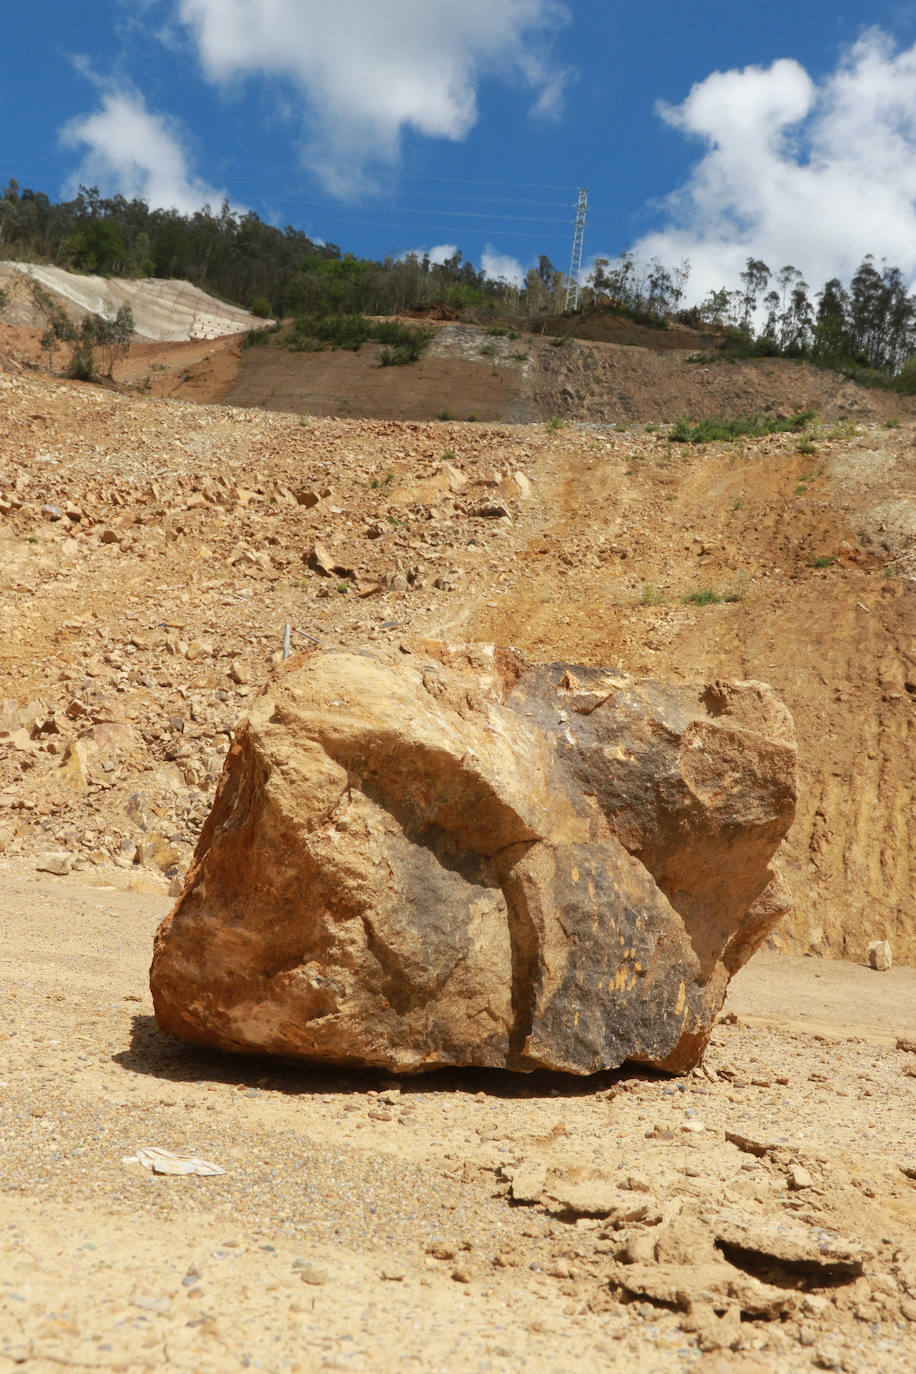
[0,371,539,885]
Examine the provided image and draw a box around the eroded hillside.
[0,361,913,960]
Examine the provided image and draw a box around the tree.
[671,258,691,312]
[738,258,770,333]
[646,258,675,318]
[782,280,813,354]
[700,287,734,325]
[812,278,849,361]
[95,304,135,378]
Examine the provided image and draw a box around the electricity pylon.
[564,188,588,312]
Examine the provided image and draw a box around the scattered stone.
[609,1259,794,1320]
[36,850,72,876]
[713,1210,872,1278]
[295,1263,327,1286]
[788,1164,815,1190]
[548,1175,653,1221]
[508,1160,548,1204]
[306,539,335,575]
[725,1130,783,1158]
[867,939,892,971]
[130,1295,171,1314]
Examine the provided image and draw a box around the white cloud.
[401,243,459,266]
[60,88,232,214]
[175,0,571,195]
[632,29,916,301]
[481,246,526,286]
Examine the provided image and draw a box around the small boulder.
[867,939,892,971]
[36,851,72,876]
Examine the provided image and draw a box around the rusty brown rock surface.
[150,643,797,1074]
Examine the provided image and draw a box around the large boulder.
[150,643,796,1075]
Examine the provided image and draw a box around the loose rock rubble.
[0,366,913,963]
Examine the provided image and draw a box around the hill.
[0,334,913,961]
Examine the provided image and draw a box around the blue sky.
[3,1,916,300]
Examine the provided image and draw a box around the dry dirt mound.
[0,363,913,965]
[0,262,266,341]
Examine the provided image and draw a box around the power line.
[398,175,581,191]
[311,219,571,242]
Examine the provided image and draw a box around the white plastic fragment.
[123,1147,225,1176]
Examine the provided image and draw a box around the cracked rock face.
[149,643,797,1075]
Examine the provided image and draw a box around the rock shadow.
[113,1013,646,1100]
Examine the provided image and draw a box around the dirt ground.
[1,858,914,1374]
[1,302,915,1372]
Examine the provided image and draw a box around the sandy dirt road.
[1,861,914,1374]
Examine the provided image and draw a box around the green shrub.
[683,585,745,605]
[67,348,95,381]
[250,296,272,319]
[670,410,817,443]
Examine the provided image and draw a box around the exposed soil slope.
[186,323,916,426]
[0,262,267,341]
[0,363,912,962]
